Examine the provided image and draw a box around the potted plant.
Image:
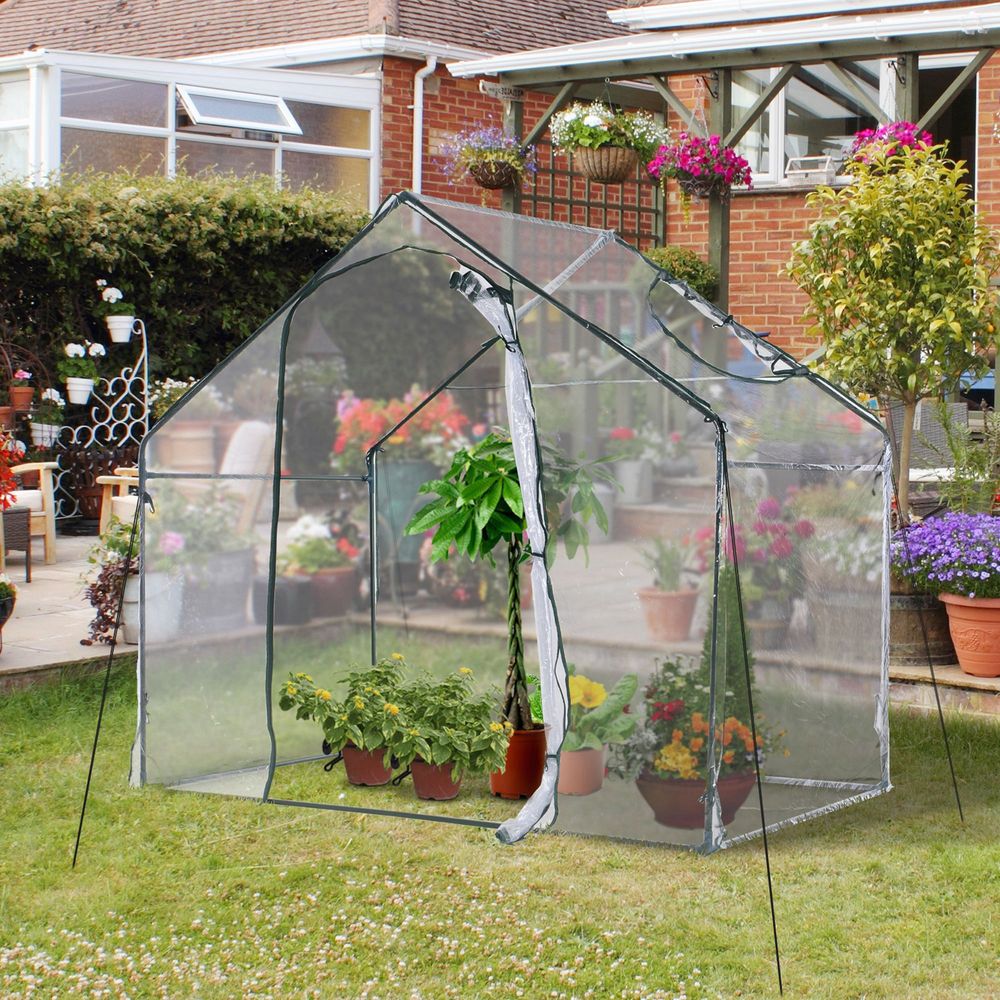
[276,513,360,617]
[550,100,670,184]
[8,369,33,413]
[441,125,536,194]
[393,666,512,800]
[787,136,1000,521]
[57,341,105,405]
[557,667,637,796]
[84,515,140,645]
[96,279,137,343]
[647,132,752,218]
[29,388,65,447]
[892,512,1000,677]
[0,572,17,642]
[405,430,612,799]
[637,537,699,642]
[607,425,655,504]
[279,658,407,785]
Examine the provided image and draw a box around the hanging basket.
[677,173,730,203]
[468,161,521,190]
[574,146,639,184]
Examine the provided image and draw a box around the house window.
[176,139,274,178]
[62,128,166,175]
[176,85,301,135]
[62,72,168,127]
[0,76,29,178]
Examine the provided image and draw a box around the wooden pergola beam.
[725,62,797,147]
[823,60,888,124]
[521,81,578,149]
[917,47,994,132]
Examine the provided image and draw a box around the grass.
[3,660,1000,999]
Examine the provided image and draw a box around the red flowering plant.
[0,433,23,510]
[331,386,470,471]
[277,514,361,575]
[847,120,933,163]
[647,132,752,217]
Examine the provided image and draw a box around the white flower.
[286,514,331,544]
[65,343,85,358]
[41,388,65,405]
[561,110,578,122]
[101,286,124,304]
[95,279,107,288]
[88,343,106,358]
[583,114,605,128]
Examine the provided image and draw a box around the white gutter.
[184,34,484,69]
[608,0,966,31]
[411,55,437,193]
[450,4,1000,78]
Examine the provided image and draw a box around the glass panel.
[784,61,879,169]
[0,129,28,179]
[281,151,369,205]
[285,102,369,149]
[733,69,772,179]
[61,72,167,127]
[180,89,291,129]
[61,127,165,175]
[176,139,273,178]
[0,77,29,122]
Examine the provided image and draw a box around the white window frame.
[176,83,302,136]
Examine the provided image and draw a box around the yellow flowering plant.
[392,667,512,776]
[278,657,407,761]
[562,665,638,752]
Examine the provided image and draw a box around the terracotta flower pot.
[635,770,755,828]
[9,385,33,412]
[490,726,546,799]
[637,587,698,642]
[341,744,393,786]
[411,759,462,800]
[939,593,1000,677]
[557,746,605,796]
[574,145,639,184]
[309,566,357,617]
[0,406,14,430]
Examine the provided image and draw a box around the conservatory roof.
[449,1,1000,81]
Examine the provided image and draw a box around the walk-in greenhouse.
[134,193,890,853]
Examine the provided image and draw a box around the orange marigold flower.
[672,728,684,743]
[722,750,735,764]
[689,737,704,752]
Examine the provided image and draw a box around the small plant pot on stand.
[0,406,13,430]
[557,746,606,796]
[615,459,653,505]
[65,377,95,405]
[9,386,33,413]
[106,315,136,343]
[490,726,547,799]
[410,760,463,800]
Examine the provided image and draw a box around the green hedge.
[642,245,719,302]
[0,171,367,382]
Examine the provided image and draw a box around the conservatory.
[133,193,890,854]
[0,49,379,210]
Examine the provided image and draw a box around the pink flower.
[13,369,30,381]
[770,536,794,559]
[159,531,185,556]
[793,519,815,539]
[756,497,782,519]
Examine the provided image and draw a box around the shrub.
[0,170,367,382]
[642,245,719,301]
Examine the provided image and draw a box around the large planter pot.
[184,547,254,633]
[9,385,33,412]
[574,145,639,184]
[410,759,463,800]
[939,593,1000,677]
[637,587,698,642]
[122,573,141,645]
[106,315,136,343]
[144,571,184,644]
[65,377,95,405]
[29,421,63,447]
[252,574,313,626]
[309,566,357,618]
[155,421,217,474]
[635,770,756,829]
[746,596,791,650]
[557,746,605,796]
[469,161,520,190]
[615,459,653,505]
[341,744,393,786]
[490,726,547,800]
[889,591,956,666]
[379,458,439,575]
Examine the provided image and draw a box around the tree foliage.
[0,170,367,381]
[787,144,1000,514]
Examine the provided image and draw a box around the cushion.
[11,489,43,512]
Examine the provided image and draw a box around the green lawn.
[2,659,999,999]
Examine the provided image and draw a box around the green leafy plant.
[56,341,105,381]
[550,101,670,161]
[392,666,512,776]
[149,378,197,422]
[642,245,719,301]
[787,142,1000,519]
[563,666,637,752]
[31,387,65,425]
[0,572,18,601]
[919,401,1000,513]
[84,516,139,644]
[404,431,612,730]
[278,657,407,763]
[641,537,688,591]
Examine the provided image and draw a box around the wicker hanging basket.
[574,145,640,184]
[468,160,521,190]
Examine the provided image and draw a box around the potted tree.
[405,430,612,799]
[550,100,670,185]
[637,537,698,642]
[787,133,1000,521]
[557,667,637,796]
[392,666,512,800]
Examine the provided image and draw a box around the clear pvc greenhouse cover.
[133,192,890,854]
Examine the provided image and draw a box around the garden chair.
[9,461,58,564]
[96,466,139,534]
[0,505,32,580]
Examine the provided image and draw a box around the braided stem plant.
[405,431,612,731]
